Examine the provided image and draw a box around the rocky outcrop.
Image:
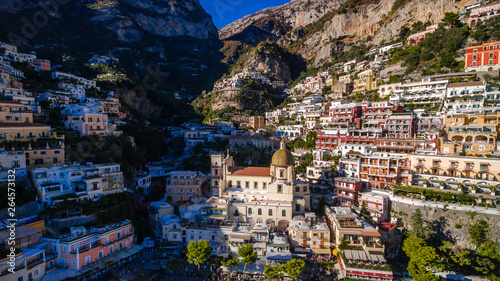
[230,42,294,80]
[219,0,346,43]
[220,0,478,67]
[87,0,218,43]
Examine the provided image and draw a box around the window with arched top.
[282,210,286,217]
[269,209,273,216]
[248,208,252,215]
[258,208,262,215]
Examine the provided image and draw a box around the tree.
[208,255,223,274]
[442,12,460,25]
[264,265,284,280]
[221,255,240,268]
[284,259,305,279]
[166,258,185,275]
[403,236,440,281]
[338,240,354,251]
[186,240,212,270]
[238,243,257,272]
[409,209,434,242]
[468,219,489,247]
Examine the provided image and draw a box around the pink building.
[334,177,363,207]
[29,59,51,71]
[407,25,438,46]
[61,105,109,136]
[44,221,134,270]
[165,171,207,205]
[358,192,390,223]
[467,2,500,28]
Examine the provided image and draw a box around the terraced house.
[410,154,500,198]
[440,111,500,155]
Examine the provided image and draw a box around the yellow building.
[441,112,500,155]
[0,100,33,123]
[352,69,378,94]
[0,123,63,142]
[249,116,266,129]
[409,154,500,194]
[0,122,65,170]
[211,141,311,230]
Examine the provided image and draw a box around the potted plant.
[491,188,497,196]
[439,181,445,190]
[457,183,463,192]
[471,185,478,194]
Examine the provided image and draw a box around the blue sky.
[200,0,290,29]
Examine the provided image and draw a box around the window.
[99,251,103,258]
[279,170,284,177]
[245,181,249,188]
[263,183,266,189]
[18,277,23,281]
[278,185,282,193]
[269,209,273,216]
[63,246,67,253]
[248,208,252,215]
[282,210,286,217]
[258,208,262,215]
[303,186,307,192]
[254,182,258,189]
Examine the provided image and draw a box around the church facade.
[210,142,311,231]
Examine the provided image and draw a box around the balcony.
[27,257,45,269]
[479,166,490,172]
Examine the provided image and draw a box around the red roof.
[0,123,49,128]
[379,222,397,232]
[361,230,381,237]
[0,100,22,105]
[228,166,271,177]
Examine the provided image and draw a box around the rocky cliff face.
[220,0,478,67]
[220,0,345,45]
[0,0,223,119]
[88,0,218,43]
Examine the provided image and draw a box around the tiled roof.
[228,166,271,177]
[0,123,49,128]
[448,81,484,88]
[0,100,22,105]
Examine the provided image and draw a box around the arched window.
[282,210,286,217]
[248,208,252,215]
[258,208,262,215]
[269,209,273,216]
[257,218,263,223]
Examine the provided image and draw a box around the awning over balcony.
[312,248,332,255]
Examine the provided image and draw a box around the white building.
[61,105,119,136]
[31,163,124,203]
[0,151,27,183]
[389,78,449,102]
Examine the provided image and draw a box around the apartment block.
[43,221,135,271]
[31,163,124,203]
[410,154,500,193]
[334,177,363,207]
[441,112,499,155]
[358,192,390,223]
[359,153,411,189]
[165,171,206,205]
